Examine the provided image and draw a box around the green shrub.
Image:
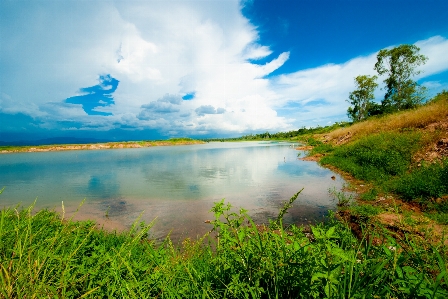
[394,159,448,202]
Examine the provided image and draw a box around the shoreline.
[0,139,206,154]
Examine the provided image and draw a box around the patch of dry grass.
[323,92,448,144]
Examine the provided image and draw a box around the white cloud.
[416,35,448,77]
[1,0,448,138]
[269,36,448,127]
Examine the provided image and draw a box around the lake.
[0,142,345,241]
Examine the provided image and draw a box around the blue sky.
[1,0,448,142]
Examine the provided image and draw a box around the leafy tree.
[347,75,378,121]
[374,44,427,112]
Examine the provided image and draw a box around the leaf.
[325,226,336,238]
[311,226,323,239]
[311,272,327,282]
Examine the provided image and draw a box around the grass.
[321,131,422,181]
[0,197,447,298]
[302,92,448,215]
[325,90,448,144]
[318,130,448,212]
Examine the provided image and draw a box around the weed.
[329,188,354,208]
[351,204,382,218]
[359,188,378,201]
[0,198,447,298]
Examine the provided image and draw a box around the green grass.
[0,196,447,298]
[395,159,448,203]
[321,131,422,182]
[318,131,448,213]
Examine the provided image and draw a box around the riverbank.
[295,91,448,247]
[0,138,205,154]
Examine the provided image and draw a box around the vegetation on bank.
[204,122,352,142]
[0,138,204,153]
[304,91,448,216]
[1,190,447,298]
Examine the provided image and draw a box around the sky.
[1,0,448,143]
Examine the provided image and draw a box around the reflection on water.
[0,142,345,241]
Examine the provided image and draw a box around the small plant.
[351,204,382,218]
[359,188,378,201]
[272,188,303,228]
[329,187,353,208]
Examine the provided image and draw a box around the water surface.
[0,142,344,241]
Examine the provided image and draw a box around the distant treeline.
[203,121,351,142]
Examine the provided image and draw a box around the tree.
[374,44,427,112]
[347,75,378,122]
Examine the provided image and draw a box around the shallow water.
[0,142,345,241]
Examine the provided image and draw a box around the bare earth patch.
[1,140,205,154]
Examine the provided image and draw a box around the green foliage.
[166,137,193,142]
[359,188,379,201]
[306,137,323,146]
[429,89,448,103]
[204,122,351,142]
[272,189,303,228]
[394,159,448,203]
[310,143,334,155]
[350,204,382,219]
[347,75,378,122]
[425,212,448,225]
[1,200,446,298]
[318,129,448,206]
[321,132,422,182]
[374,44,428,112]
[329,188,354,208]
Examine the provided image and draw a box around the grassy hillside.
[299,91,448,227]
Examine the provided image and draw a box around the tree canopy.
[347,75,378,122]
[374,44,427,111]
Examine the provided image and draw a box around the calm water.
[0,142,345,241]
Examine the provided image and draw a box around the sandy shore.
[0,140,206,154]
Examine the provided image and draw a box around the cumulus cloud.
[1,0,448,139]
[195,105,226,116]
[416,36,448,77]
[269,36,448,126]
[138,94,183,120]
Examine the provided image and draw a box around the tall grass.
[326,91,448,144]
[1,198,447,298]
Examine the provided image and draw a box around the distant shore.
[0,139,206,154]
